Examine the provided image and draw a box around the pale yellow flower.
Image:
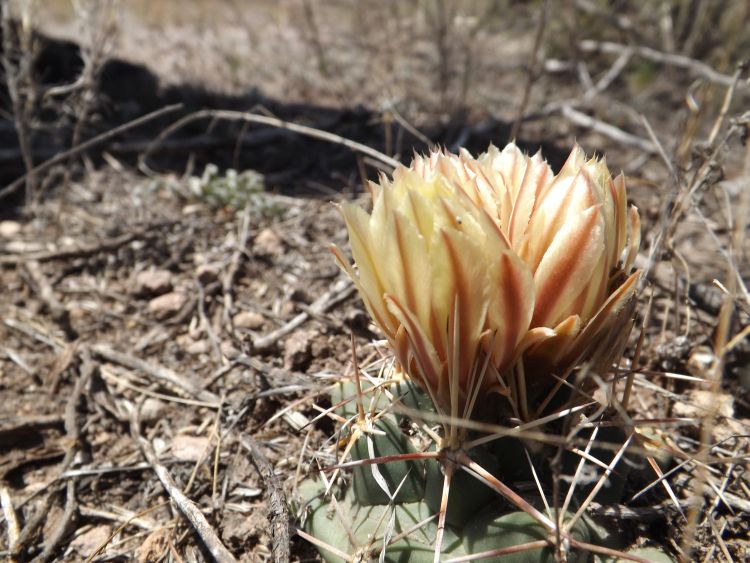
[332,143,640,440]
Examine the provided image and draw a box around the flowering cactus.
[332,143,640,441]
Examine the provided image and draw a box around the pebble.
[284,329,315,370]
[133,270,173,296]
[148,291,188,317]
[253,227,284,257]
[220,340,241,359]
[140,398,166,423]
[184,339,211,355]
[0,220,22,238]
[233,311,265,329]
[171,434,210,462]
[70,525,113,556]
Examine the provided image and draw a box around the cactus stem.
[326,449,440,472]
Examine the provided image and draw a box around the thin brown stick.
[130,406,237,563]
[38,480,77,562]
[240,437,290,563]
[11,350,94,559]
[23,260,76,339]
[90,343,219,404]
[1,3,37,202]
[0,221,175,265]
[510,0,549,140]
[561,105,658,153]
[253,278,354,352]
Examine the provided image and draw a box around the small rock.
[0,220,22,238]
[221,340,241,360]
[185,339,211,355]
[148,291,188,318]
[196,263,220,285]
[281,301,297,316]
[233,311,265,330]
[133,270,173,296]
[140,398,166,423]
[171,434,210,462]
[182,203,203,215]
[284,329,315,370]
[70,525,113,556]
[686,346,715,377]
[253,228,284,257]
[672,389,734,419]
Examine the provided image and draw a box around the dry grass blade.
[139,109,400,175]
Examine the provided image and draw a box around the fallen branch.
[139,109,400,175]
[0,221,174,265]
[0,487,20,558]
[11,351,94,560]
[560,105,659,154]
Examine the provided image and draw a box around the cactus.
[299,378,675,562]
[299,144,675,561]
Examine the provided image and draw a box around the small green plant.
[188,163,267,210]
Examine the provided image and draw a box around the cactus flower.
[332,143,640,439]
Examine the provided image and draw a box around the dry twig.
[0,221,175,265]
[139,109,400,175]
[579,40,742,87]
[253,278,354,352]
[130,405,237,563]
[241,437,291,563]
[90,344,219,404]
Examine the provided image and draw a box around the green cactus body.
[302,481,464,562]
[464,510,590,563]
[351,415,425,505]
[424,447,502,527]
[302,380,674,562]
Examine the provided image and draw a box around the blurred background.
[2,0,748,205]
